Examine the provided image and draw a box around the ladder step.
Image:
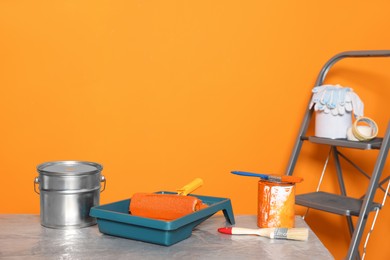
[296,191,382,216]
[307,136,383,150]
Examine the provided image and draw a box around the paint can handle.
[34,177,40,194]
[100,175,106,193]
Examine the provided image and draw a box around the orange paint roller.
[129,178,207,221]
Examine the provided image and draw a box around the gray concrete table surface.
[0,214,334,260]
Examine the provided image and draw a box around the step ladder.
[285,50,390,260]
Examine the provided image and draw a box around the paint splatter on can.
[257,180,295,228]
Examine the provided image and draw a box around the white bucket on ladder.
[309,84,364,139]
[315,111,352,139]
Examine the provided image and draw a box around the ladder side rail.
[315,50,390,86]
[285,101,313,175]
[346,121,390,260]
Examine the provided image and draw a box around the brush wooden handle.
[229,227,258,235]
[177,178,204,195]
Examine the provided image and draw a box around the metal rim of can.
[37,160,103,176]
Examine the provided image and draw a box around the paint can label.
[257,180,295,228]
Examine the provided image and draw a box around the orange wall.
[1,1,390,259]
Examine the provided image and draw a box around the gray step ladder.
[285,50,390,260]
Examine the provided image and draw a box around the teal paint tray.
[89,192,235,246]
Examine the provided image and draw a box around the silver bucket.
[34,161,106,229]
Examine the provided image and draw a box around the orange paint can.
[257,180,295,228]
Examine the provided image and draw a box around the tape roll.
[351,117,378,141]
[347,127,358,141]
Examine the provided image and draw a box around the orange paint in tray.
[257,180,295,228]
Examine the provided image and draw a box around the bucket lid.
[37,161,103,175]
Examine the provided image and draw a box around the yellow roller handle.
[177,178,204,196]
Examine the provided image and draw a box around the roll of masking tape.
[347,126,372,141]
[347,127,358,141]
[350,117,378,141]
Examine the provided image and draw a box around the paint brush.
[218,227,309,241]
[231,171,303,183]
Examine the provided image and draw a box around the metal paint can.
[34,161,106,229]
[257,180,295,228]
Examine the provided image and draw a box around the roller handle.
[177,178,204,195]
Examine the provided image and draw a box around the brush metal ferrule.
[267,176,282,182]
[271,228,288,239]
